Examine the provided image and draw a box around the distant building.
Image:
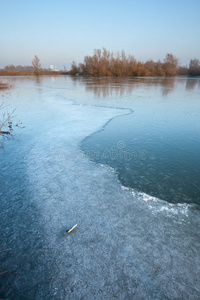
[49,65,59,71]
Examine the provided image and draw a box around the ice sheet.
[0,76,200,299]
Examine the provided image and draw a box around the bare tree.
[70,61,79,75]
[188,59,200,76]
[32,55,41,75]
[163,53,178,77]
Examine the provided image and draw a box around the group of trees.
[1,55,43,74]
[3,65,34,73]
[69,48,200,77]
[69,49,178,77]
[188,59,200,76]
[0,56,59,75]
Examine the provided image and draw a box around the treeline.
[1,50,200,77]
[4,65,35,72]
[0,65,57,76]
[69,48,200,77]
[0,55,63,75]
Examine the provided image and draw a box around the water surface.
[81,77,200,205]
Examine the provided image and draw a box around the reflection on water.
[2,75,199,98]
[70,76,176,97]
[185,78,200,90]
[34,75,42,85]
[69,76,200,98]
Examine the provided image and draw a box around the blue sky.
[1,0,200,69]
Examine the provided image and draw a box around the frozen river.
[0,76,200,299]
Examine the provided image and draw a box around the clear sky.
[1,0,200,69]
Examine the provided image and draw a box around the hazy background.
[1,0,200,69]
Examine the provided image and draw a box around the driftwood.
[66,224,78,233]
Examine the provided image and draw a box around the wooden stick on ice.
[67,224,77,233]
